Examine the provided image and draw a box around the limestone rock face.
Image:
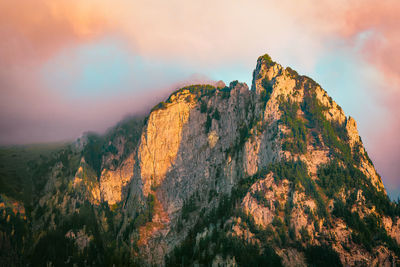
[242,173,289,228]
[120,82,262,264]
[106,55,396,265]
[276,248,307,267]
[383,216,400,244]
[138,90,195,197]
[100,153,134,205]
[346,116,360,146]
[15,53,400,267]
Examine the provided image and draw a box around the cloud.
[338,0,400,193]
[0,0,399,195]
[0,1,106,67]
[1,0,332,144]
[1,0,398,73]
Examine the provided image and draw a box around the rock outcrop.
[2,53,399,267]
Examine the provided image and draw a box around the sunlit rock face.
[99,153,134,205]
[6,53,399,266]
[117,54,392,265]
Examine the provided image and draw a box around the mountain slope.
[1,54,400,266]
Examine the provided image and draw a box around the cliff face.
[2,53,400,266]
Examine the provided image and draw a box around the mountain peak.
[252,53,282,92]
[257,53,276,66]
[2,53,399,266]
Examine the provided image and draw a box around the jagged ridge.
[1,53,400,266]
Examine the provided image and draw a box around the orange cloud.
[0,0,399,193]
[340,0,400,90]
[1,0,399,73]
[0,0,106,66]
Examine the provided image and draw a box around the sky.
[0,0,399,198]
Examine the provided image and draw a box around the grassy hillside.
[0,142,67,203]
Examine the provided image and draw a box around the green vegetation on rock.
[0,143,67,202]
[279,99,307,154]
[258,53,276,68]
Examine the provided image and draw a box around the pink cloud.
[340,0,400,88]
[0,0,399,194]
[0,0,331,145]
[339,1,400,190]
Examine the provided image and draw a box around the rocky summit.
[1,54,400,266]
